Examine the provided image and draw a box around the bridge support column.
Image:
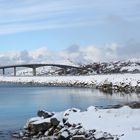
[63,69,67,75]
[33,67,36,76]
[14,67,16,76]
[75,69,78,75]
[2,68,5,75]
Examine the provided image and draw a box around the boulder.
[37,110,54,118]
[50,118,60,127]
[72,135,86,140]
[28,122,52,134]
[126,102,140,109]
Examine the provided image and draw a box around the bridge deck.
[0,64,79,69]
[0,64,80,76]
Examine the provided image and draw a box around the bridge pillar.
[2,68,5,75]
[14,67,16,76]
[33,67,36,76]
[75,68,78,75]
[63,68,67,75]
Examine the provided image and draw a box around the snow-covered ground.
[68,106,140,140]
[0,74,140,89]
[26,106,140,140]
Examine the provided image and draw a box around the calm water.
[0,83,140,139]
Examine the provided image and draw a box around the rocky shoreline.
[1,74,140,93]
[12,109,120,140]
[1,78,140,94]
[12,103,140,140]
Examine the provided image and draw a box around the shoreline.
[0,74,140,93]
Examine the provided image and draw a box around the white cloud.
[60,45,103,64]
[0,41,140,66]
[29,47,51,60]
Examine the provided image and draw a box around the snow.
[66,106,140,140]
[120,66,140,72]
[0,74,140,88]
[28,106,140,140]
[61,131,69,138]
[25,117,44,128]
[32,118,51,125]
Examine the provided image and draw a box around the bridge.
[0,64,80,76]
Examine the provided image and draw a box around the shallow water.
[0,83,139,139]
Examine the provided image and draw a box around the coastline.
[0,74,140,93]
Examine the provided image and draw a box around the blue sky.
[0,0,140,52]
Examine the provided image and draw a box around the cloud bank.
[0,41,140,65]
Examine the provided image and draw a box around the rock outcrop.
[13,108,119,140]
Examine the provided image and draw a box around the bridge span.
[0,64,80,76]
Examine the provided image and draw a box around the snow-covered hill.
[81,59,140,75]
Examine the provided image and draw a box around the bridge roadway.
[0,64,80,76]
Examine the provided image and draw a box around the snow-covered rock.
[15,106,140,140]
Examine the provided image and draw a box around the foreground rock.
[13,108,123,140]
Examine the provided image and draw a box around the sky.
[0,0,140,64]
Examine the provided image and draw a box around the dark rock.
[126,102,140,109]
[64,122,72,127]
[37,110,54,118]
[28,122,52,134]
[63,118,67,124]
[50,118,60,127]
[107,102,140,109]
[72,135,86,140]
